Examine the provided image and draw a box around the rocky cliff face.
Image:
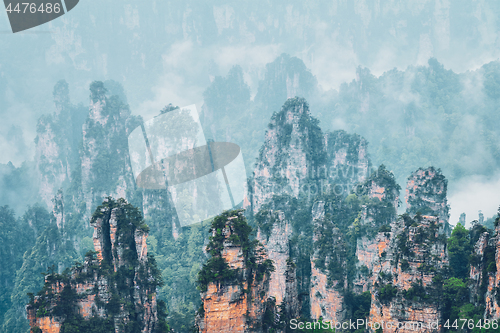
[254,54,317,115]
[324,130,370,194]
[80,82,140,222]
[462,211,500,322]
[360,167,449,332]
[35,80,141,227]
[196,210,274,333]
[250,97,324,212]
[353,165,401,295]
[28,80,500,333]
[309,201,347,323]
[35,81,87,210]
[248,98,372,326]
[469,230,490,305]
[255,209,299,322]
[484,221,500,319]
[367,214,448,332]
[26,80,205,333]
[250,97,369,212]
[239,97,472,333]
[26,198,164,333]
[405,167,451,235]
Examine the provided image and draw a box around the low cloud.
[0,100,36,165]
[448,173,500,227]
[134,41,282,121]
[300,25,359,91]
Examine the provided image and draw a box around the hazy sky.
[1,0,500,221]
[2,1,500,164]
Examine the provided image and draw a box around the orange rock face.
[27,198,160,333]
[257,211,292,307]
[356,168,449,332]
[201,283,250,333]
[484,223,500,319]
[369,297,441,333]
[197,212,272,333]
[310,262,345,321]
[34,317,62,333]
[366,217,446,332]
[354,233,391,292]
[309,201,346,322]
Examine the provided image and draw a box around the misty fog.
[1,0,500,240]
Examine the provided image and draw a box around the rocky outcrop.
[254,54,317,115]
[35,80,141,227]
[249,98,375,325]
[324,130,370,195]
[250,98,372,214]
[256,209,299,320]
[80,82,140,222]
[196,210,274,333]
[254,163,449,332]
[250,97,324,212]
[405,167,451,235]
[35,81,87,210]
[367,214,447,333]
[365,169,450,332]
[309,201,346,322]
[31,80,500,333]
[485,221,500,319]
[28,81,201,333]
[467,211,500,320]
[26,198,163,333]
[91,198,149,268]
[469,231,490,304]
[353,165,400,295]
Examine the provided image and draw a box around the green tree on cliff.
[447,223,472,279]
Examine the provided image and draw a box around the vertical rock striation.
[353,165,400,295]
[366,167,450,332]
[405,167,451,235]
[485,221,500,319]
[80,82,140,222]
[35,81,87,210]
[26,198,164,333]
[251,97,324,212]
[249,98,372,324]
[309,201,347,322]
[196,210,274,333]
[255,209,300,321]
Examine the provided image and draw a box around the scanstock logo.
[4,0,79,33]
[128,105,247,227]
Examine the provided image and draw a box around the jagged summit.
[250,97,371,213]
[195,210,274,333]
[26,198,167,333]
[254,54,317,113]
[251,97,324,212]
[405,166,450,235]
